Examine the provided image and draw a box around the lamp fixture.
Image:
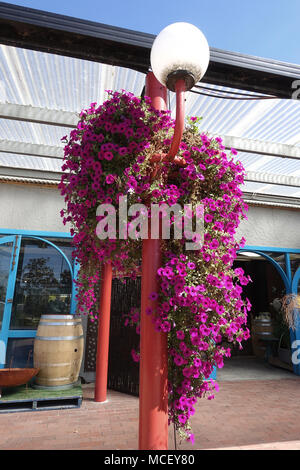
[150,22,210,92]
[150,22,210,162]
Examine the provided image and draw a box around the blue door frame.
[0,235,21,367]
[240,245,300,375]
[0,229,77,368]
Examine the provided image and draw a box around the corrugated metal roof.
[0,44,299,201]
[0,44,145,110]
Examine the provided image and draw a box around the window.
[9,238,73,330]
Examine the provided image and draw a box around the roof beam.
[0,139,63,159]
[0,173,298,208]
[0,2,299,98]
[0,102,78,127]
[0,137,300,170]
[243,192,300,209]
[246,171,300,188]
[220,135,300,160]
[1,103,300,161]
[0,158,299,190]
[0,165,62,181]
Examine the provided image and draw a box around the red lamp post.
[138,72,169,450]
[94,21,210,450]
[138,71,188,449]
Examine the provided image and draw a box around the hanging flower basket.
[59,90,252,442]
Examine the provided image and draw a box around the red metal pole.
[94,260,113,402]
[139,72,169,450]
[168,78,186,160]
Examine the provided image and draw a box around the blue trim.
[208,367,217,380]
[0,228,72,238]
[0,236,17,245]
[239,248,290,292]
[285,253,292,285]
[7,330,37,338]
[0,235,21,367]
[244,245,300,254]
[1,236,299,252]
[70,259,80,315]
[292,267,300,294]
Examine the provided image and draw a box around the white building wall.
[0,183,299,249]
[0,183,68,233]
[237,205,300,249]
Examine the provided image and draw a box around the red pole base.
[139,238,168,450]
[94,261,113,402]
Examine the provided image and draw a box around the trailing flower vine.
[59,90,251,443]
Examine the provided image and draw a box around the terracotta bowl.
[0,368,39,387]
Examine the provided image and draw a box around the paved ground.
[218,356,294,381]
[0,362,299,451]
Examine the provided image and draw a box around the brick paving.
[0,378,299,450]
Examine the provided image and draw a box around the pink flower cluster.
[59,90,173,317]
[60,91,252,443]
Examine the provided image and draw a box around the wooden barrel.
[251,317,274,358]
[33,315,84,389]
[253,317,274,337]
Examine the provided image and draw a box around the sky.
[6,0,300,65]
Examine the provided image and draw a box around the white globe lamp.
[150,22,210,91]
